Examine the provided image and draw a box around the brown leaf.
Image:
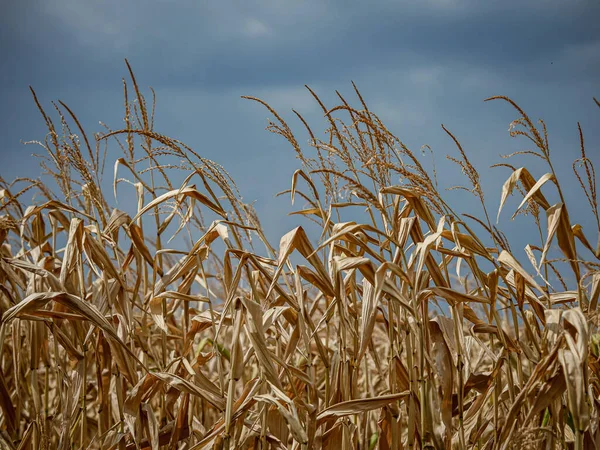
[317,391,409,424]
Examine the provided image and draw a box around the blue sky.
[1,0,599,263]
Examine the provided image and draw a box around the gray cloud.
[2,0,598,90]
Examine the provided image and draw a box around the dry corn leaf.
[316,391,409,424]
[497,167,550,223]
[241,296,284,390]
[132,185,226,222]
[512,172,555,219]
[151,372,225,411]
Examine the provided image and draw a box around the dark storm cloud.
[1,0,598,91]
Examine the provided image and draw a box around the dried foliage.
[1,62,600,450]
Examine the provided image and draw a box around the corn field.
[1,61,599,449]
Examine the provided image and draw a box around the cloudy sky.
[1,0,599,256]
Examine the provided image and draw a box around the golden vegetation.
[1,61,599,449]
